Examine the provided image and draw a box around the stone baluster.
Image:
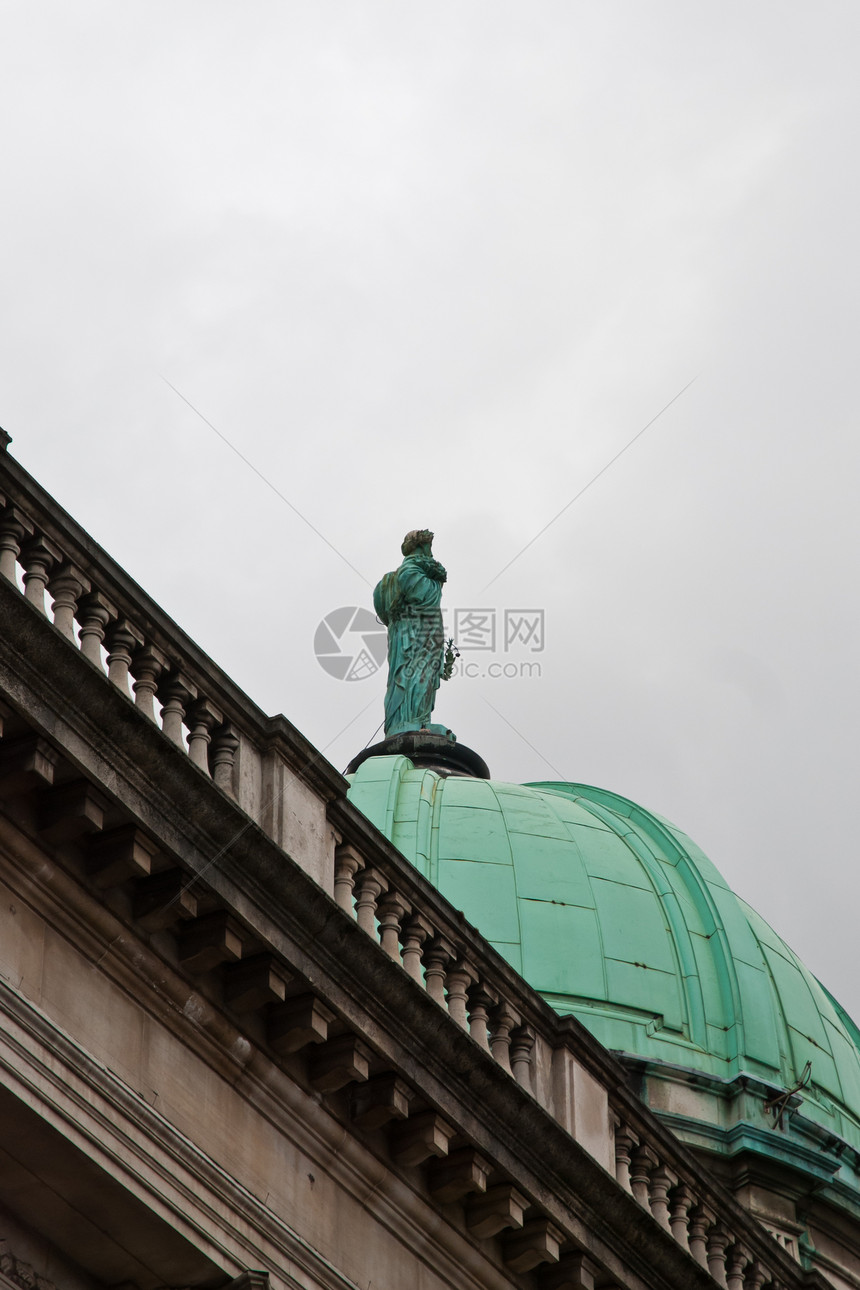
[612,1119,638,1195]
[105,619,143,695]
[157,672,196,746]
[0,505,30,581]
[130,644,166,721]
[400,913,433,983]
[467,981,497,1052]
[667,1183,693,1249]
[647,1164,676,1233]
[47,564,90,640]
[211,724,240,796]
[423,936,454,1009]
[706,1225,731,1288]
[743,1263,767,1290]
[726,1246,750,1290]
[446,959,476,1029]
[354,868,387,940]
[629,1145,657,1210]
[687,1205,716,1271]
[19,535,59,614]
[186,698,221,774]
[334,844,364,915]
[489,1002,519,1073]
[510,1024,535,1092]
[76,591,116,667]
[377,890,411,962]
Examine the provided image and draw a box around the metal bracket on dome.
[764,1060,813,1129]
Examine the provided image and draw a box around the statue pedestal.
[346,730,490,780]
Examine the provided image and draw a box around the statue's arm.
[397,562,439,606]
[372,576,390,624]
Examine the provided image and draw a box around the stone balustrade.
[611,1124,791,1290]
[333,842,540,1096]
[0,440,824,1290]
[0,488,245,792]
[1,482,238,787]
[0,448,343,894]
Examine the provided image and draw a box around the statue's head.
[402,528,434,556]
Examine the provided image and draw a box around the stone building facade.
[0,435,854,1290]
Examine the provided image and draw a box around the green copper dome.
[347,754,860,1195]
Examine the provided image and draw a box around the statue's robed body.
[373,530,447,737]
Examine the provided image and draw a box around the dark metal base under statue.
[346,730,490,780]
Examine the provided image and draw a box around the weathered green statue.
[374,529,447,737]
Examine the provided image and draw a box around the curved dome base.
[346,732,490,779]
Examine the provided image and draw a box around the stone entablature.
[0,443,833,1290]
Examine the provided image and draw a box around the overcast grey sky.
[3,2,860,1018]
